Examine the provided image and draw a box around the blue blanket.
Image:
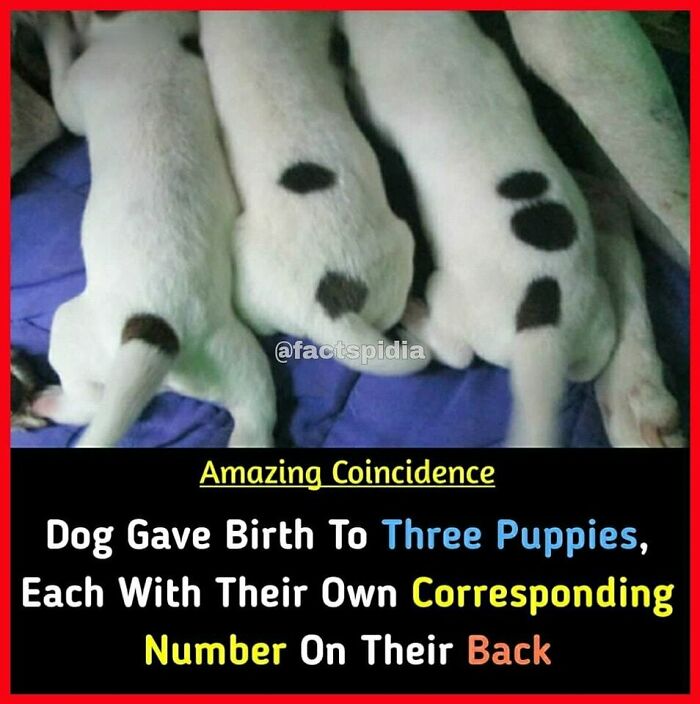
[11,136,688,448]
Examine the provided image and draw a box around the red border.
[2,5,696,703]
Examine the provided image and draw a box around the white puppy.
[343,11,616,446]
[504,11,687,447]
[33,11,276,447]
[200,11,428,376]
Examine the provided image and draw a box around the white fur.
[342,11,616,446]
[34,11,276,447]
[200,11,428,376]
[506,11,689,268]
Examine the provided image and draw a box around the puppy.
[199,12,428,376]
[33,11,276,447]
[342,11,616,446]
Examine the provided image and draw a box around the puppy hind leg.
[227,352,276,448]
[588,179,684,447]
[32,381,102,425]
[201,319,276,448]
[33,296,103,425]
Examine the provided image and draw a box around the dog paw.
[31,385,64,421]
[596,376,685,448]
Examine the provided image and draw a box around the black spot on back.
[122,314,180,356]
[279,162,336,194]
[511,201,577,251]
[516,277,561,332]
[316,271,368,319]
[329,28,350,68]
[497,171,549,200]
[180,33,202,58]
[95,11,123,18]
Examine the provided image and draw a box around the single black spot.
[329,28,350,68]
[316,271,368,319]
[95,11,123,18]
[497,171,549,200]
[122,314,179,356]
[511,201,577,251]
[279,162,336,194]
[11,373,25,414]
[516,277,561,332]
[180,33,202,58]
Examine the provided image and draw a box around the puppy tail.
[313,313,431,376]
[507,327,566,448]
[75,314,179,448]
